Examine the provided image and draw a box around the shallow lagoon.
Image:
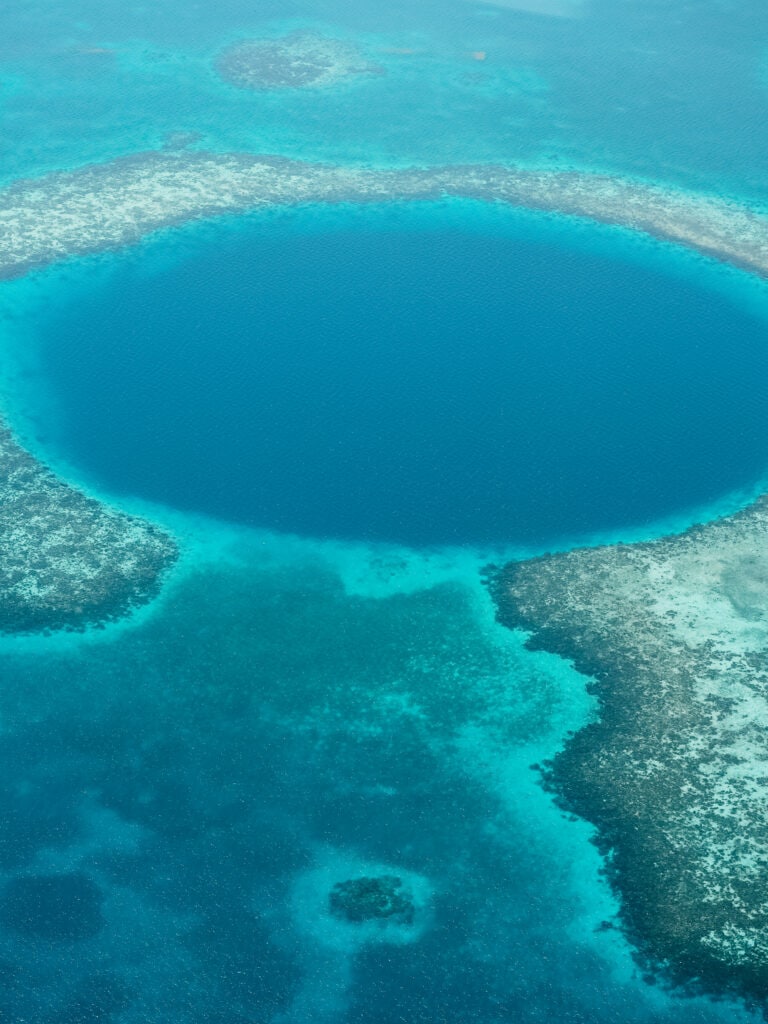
[0,515,757,1024]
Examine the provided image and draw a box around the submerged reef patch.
[487,496,768,1010]
[0,420,177,633]
[216,31,382,90]
[329,875,416,926]
[289,849,432,955]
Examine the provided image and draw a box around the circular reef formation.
[216,31,382,90]
[329,875,416,927]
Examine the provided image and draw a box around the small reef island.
[3,143,768,1012]
[216,31,382,90]
[329,875,416,927]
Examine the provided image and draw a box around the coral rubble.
[1,152,767,283]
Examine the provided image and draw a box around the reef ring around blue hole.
[23,211,768,548]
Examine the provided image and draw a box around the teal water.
[21,204,768,547]
[1,0,768,196]
[0,0,767,1021]
[0,541,755,1024]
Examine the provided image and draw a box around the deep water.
[0,0,767,1020]
[26,206,768,547]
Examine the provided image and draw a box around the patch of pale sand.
[642,524,768,656]
[317,537,508,600]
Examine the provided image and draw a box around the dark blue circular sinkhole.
[31,218,768,546]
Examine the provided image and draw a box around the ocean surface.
[0,0,767,1021]
[12,203,768,548]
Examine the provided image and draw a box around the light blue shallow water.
[0,0,767,1020]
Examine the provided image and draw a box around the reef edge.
[486,496,768,1014]
[2,146,767,636]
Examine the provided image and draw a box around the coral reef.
[487,497,768,1007]
[216,31,382,90]
[1,150,767,282]
[0,421,177,633]
[329,875,416,926]
[2,143,768,1005]
[0,146,766,643]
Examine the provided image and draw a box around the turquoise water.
[1,0,768,195]
[0,0,767,1020]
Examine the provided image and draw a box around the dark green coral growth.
[329,875,415,925]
